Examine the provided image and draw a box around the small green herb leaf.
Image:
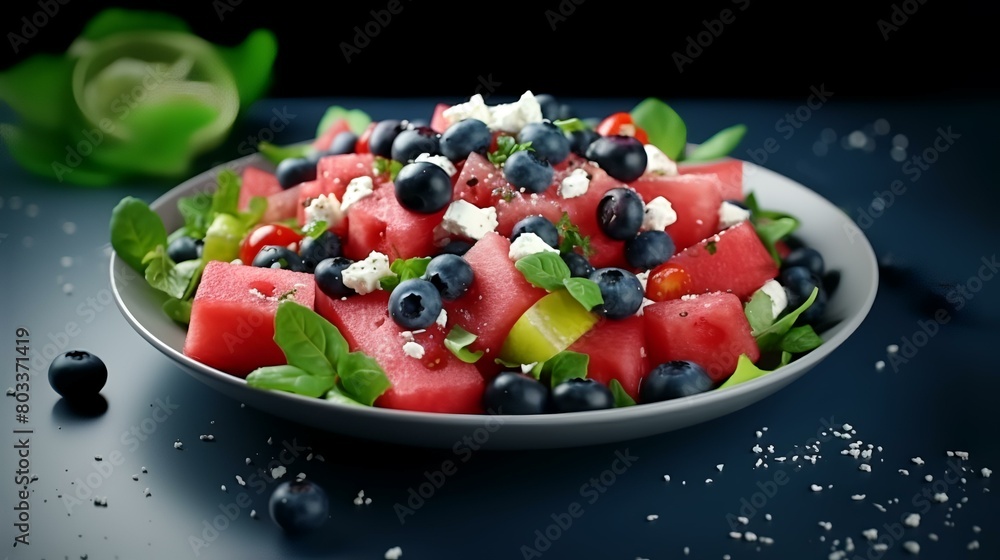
[316,106,372,137]
[211,170,241,216]
[704,240,718,255]
[239,195,268,231]
[246,365,335,398]
[381,256,431,291]
[142,246,201,299]
[488,135,532,166]
[562,277,604,312]
[556,212,594,257]
[684,124,748,162]
[177,192,213,239]
[744,289,776,335]
[336,352,392,406]
[755,287,818,351]
[553,118,589,133]
[609,379,637,407]
[372,156,404,181]
[630,97,687,161]
[754,217,799,265]
[257,141,311,165]
[780,325,824,354]
[542,350,589,388]
[273,300,349,377]
[110,197,168,272]
[718,354,770,389]
[301,220,328,239]
[515,252,571,291]
[444,325,484,364]
[161,297,192,324]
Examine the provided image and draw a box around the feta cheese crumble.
[444,91,543,134]
[642,196,677,231]
[643,144,679,176]
[904,513,920,527]
[304,193,344,227]
[384,546,403,560]
[758,279,788,319]
[342,251,393,295]
[718,200,751,229]
[508,232,559,261]
[402,341,425,359]
[558,167,591,199]
[435,309,448,329]
[902,541,920,555]
[415,153,457,177]
[340,176,374,213]
[441,199,498,240]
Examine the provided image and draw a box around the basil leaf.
[444,325,484,364]
[143,247,202,300]
[609,379,636,407]
[543,350,589,388]
[211,169,241,216]
[258,141,311,165]
[110,197,168,272]
[246,365,335,398]
[754,217,799,266]
[316,106,372,137]
[562,277,604,312]
[718,354,770,389]
[684,124,748,162]
[780,325,824,354]
[336,352,392,406]
[177,192,213,239]
[553,118,589,133]
[744,289,776,335]
[515,252,571,291]
[755,287,818,351]
[381,256,431,291]
[324,384,366,407]
[372,156,403,181]
[273,300,348,377]
[301,220,328,240]
[162,297,192,324]
[630,97,687,161]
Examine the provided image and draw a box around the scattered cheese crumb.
[402,341,425,359]
[811,484,824,492]
[436,309,448,329]
[911,457,925,465]
[663,475,670,482]
[717,464,724,472]
[765,513,772,521]
[415,153,457,177]
[384,546,403,560]
[340,176,375,213]
[199,434,215,442]
[271,466,287,479]
[873,503,886,512]
[899,469,910,475]
[968,540,980,550]
[982,468,993,479]
[759,536,774,545]
[508,232,559,261]
[729,531,743,539]
[928,533,938,541]
[887,344,899,353]
[933,492,948,503]
[744,531,758,542]
[924,474,933,482]
[558,167,591,199]
[953,451,969,460]
[902,541,919,554]
[862,528,878,541]
[221,485,227,492]
[250,509,258,520]
[173,440,183,450]
[683,547,690,555]
[818,521,832,531]
[705,478,713,484]
[904,513,920,527]
[737,516,749,525]
[859,464,872,472]
[342,251,393,295]
[236,475,246,486]
[851,494,866,501]
[646,514,659,521]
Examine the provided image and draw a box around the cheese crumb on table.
[384,546,403,560]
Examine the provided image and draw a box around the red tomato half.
[596,112,649,145]
[355,122,376,154]
[239,224,304,265]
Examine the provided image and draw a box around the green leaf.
[553,118,589,133]
[609,379,637,407]
[336,352,392,406]
[542,351,589,388]
[162,297,192,324]
[372,156,404,181]
[110,197,168,272]
[238,196,268,231]
[744,289,776,335]
[488,135,532,165]
[755,287,819,351]
[556,212,594,257]
[301,220,328,239]
[211,169,241,216]
[0,55,75,130]
[246,365,335,398]
[780,325,824,354]
[316,106,372,137]
[754,217,799,266]
[258,141,311,165]
[684,124,748,162]
[177,192,213,239]
[272,300,349,377]
[324,385,366,406]
[214,29,278,107]
[718,354,771,389]
[381,256,430,291]
[515,252,571,291]
[562,277,604,312]
[779,351,793,367]
[142,246,201,299]
[444,325,485,364]
[630,97,687,161]
[78,8,191,41]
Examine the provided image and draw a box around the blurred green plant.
[0,8,277,186]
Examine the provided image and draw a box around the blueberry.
[391,126,441,163]
[368,119,405,158]
[252,245,304,271]
[327,131,358,155]
[423,254,474,300]
[518,122,570,165]
[394,161,453,213]
[589,267,644,319]
[439,239,474,256]
[535,94,562,121]
[561,251,595,278]
[779,266,828,324]
[268,480,329,533]
[625,231,675,270]
[503,150,554,194]
[388,279,444,329]
[586,135,648,183]
[568,128,600,157]
[511,215,559,248]
[639,361,713,403]
[275,157,317,189]
[782,247,825,277]
[440,118,492,162]
[483,371,550,414]
[298,231,342,273]
[48,350,107,400]
[597,187,645,240]
[166,235,202,263]
[314,257,355,298]
[551,378,614,412]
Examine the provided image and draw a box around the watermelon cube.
[667,221,778,301]
[183,261,315,377]
[316,290,485,414]
[643,292,760,383]
[239,166,282,211]
[262,182,303,224]
[567,315,647,400]
[678,159,744,201]
[631,173,723,252]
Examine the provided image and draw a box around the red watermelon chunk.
[452,151,501,207]
[667,221,778,301]
[183,261,315,377]
[263,182,304,223]
[547,159,628,268]
[567,315,647,400]
[430,103,450,133]
[239,166,282,211]
[678,159,744,201]
[315,289,484,414]
[304,153,380,222]
[643,292,759,383]
[631,173,723,252]
[341,183,445,260]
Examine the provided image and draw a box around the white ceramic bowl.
[111,154,878,449]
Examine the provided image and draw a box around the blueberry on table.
[388,279,444,329]
[568,128,600,157]
[779,266,828,325]
[551,378,614,412]
[561,251,595,278]
[394,161,453,213]
[367,119,406,158]
[503,150,554,194]
[625,230,675,270]
[423,254,474,301]
[252,245,304,271]
[510,215,559,248]
[391,126,441,163]
[781,247,825,278]
[597,187,645,240]
[166,235,202,263]
[518,121,571,165]
[298,231,342,273]
[586,135,648,183]
[48,350,107,399]
[314,257,355,298]
[439,118,492,162]
[275,157,317,189]
[483,371,550,415]
[589,267,644,319]
[639,361,713,403]
[268,481,329,533]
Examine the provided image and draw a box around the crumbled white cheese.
[441,199,498,240]
[862,529,878,541]
[558,168,591,199]
[716,464,724,472]
[736,516,749,525]
[744,531,758,542]
[173,440,183,450]
[642,196,677,231]
[508,232,559,261]
[718,201,751,228]
[968,540,980,550]
[912,457,925,465]
[384,546,403,560]
[635,270,649,291]
[342,251,393,295]
[904,513,920,527]
[435,309,448,329]
[729,532,743,539]
[859,464,872,472]
[982,467,992,478]
[340,176,374,213]
[402,341,425,359]
[818,521,832,530]
[487,91,543,133]
[644,144,679,176]
[271,466,286,479]
[646,514,659,521]
[520,363,537,375]
[902,541,920,555]
[811,484,824,492]
[415,153,457,177]
[304,193,344,226]
[851,494,866,501]
[933,492,948,503]
[442,94,492,126]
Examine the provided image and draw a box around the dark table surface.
[2,96,998,560]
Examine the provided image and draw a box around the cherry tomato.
[240,224,304,265]
[596,112,649,145]
[355,122,376,154]
[645,262,692,301]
